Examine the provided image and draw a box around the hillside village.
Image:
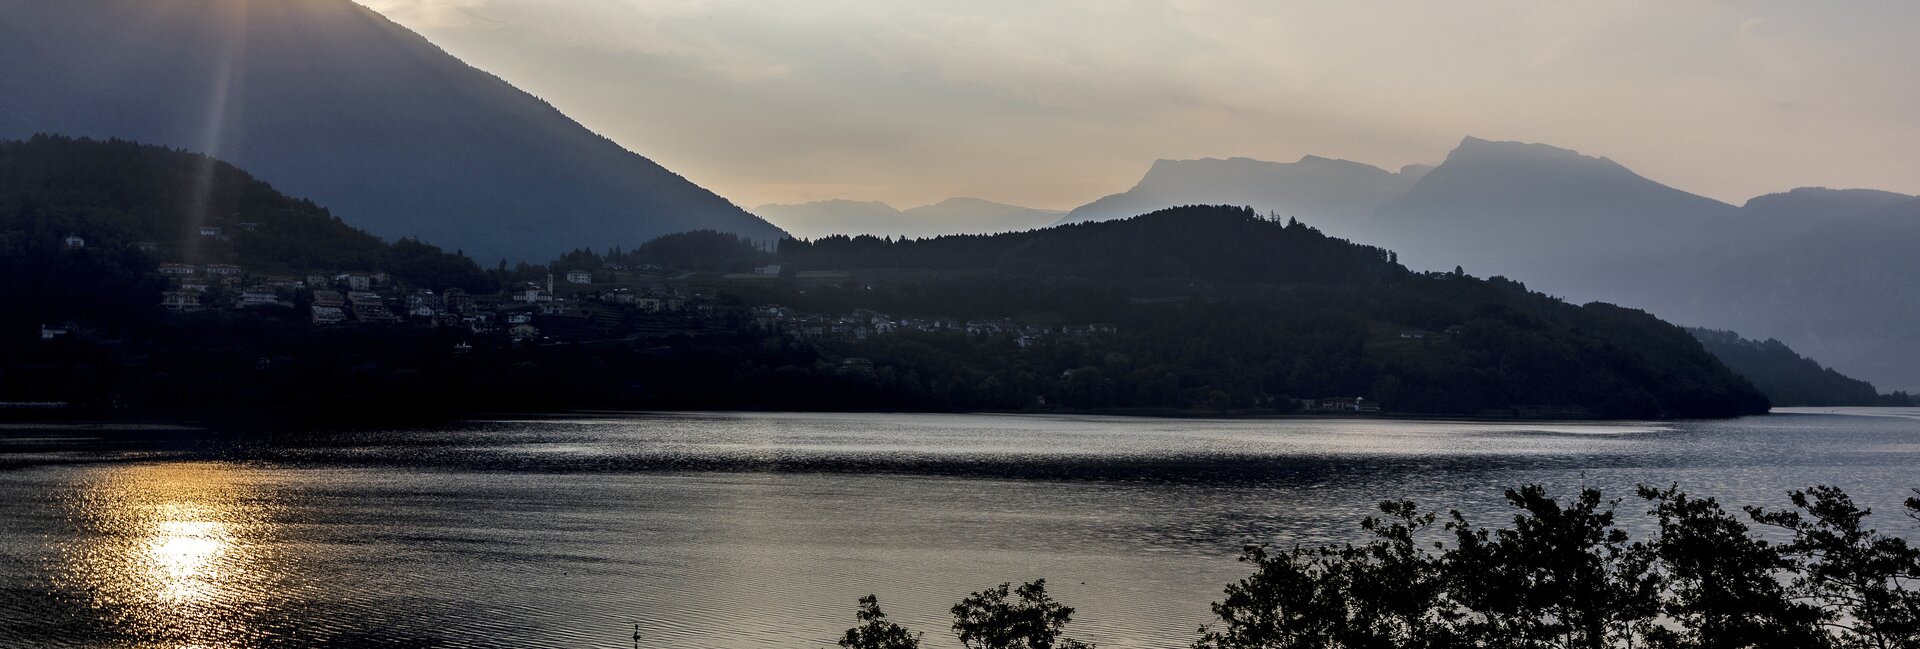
[136,249,1121,349]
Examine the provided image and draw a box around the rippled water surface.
[2,408,1918,648]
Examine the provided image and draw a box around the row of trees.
[834,485,1920,649]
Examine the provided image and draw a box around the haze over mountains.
[0,0,786,264]
[1057,136,1920,391]
[753,198,1063,240]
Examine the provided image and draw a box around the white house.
[63,234,85,249]
[566,270,592,284]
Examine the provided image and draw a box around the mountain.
[1364,138,1738,295]
[0,0,786,264]
[1679,198,1920,391]
[1054,155,1425,233]
[754,197,1062,239]
[1689,328,1913,407]
[1730,187,1915,250]
[1052,139,1920,391]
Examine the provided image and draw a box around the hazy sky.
[358,0,1920,210]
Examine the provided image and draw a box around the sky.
[357,0,1920,211]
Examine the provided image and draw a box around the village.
[144,258,1123,349]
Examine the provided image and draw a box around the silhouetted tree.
[951,580,1094,649]
[840,595,922,649]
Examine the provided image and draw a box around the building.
[795,270,854,289]
[237,288,286,309]
[509,323,540,340]
[199,226,222,238]
[39,323,72,340]
[312,290,346,308]
[405,289,443,313]
[161,291,202,312]
[310,305,348,325]
[341,274,372,291]
[566,270,592,284]
[443,288,474,315]
[1316,397,1381,413]
[158,263,196,277]
[204,264,242,277]
[63,234,85,249]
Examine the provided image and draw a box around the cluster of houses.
[157,262,309,313]
[145,258,1122,351]
[150,263,726,343]
[751,306,1117,347]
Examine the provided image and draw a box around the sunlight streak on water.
[48,463,289,648]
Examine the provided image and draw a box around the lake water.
[2,409,1917,648]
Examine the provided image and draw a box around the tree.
[1444,486,1658,648]
[1635,485,1830,648]
[1749,486,1920,648]
[840,595,922,649]
[951,580,1094,649]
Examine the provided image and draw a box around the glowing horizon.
[365,1,1917,210]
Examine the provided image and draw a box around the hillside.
[755,197,1062,239]
[0,135,491,338]
[1689,328,1914,407]
[0,0,786,263]
[775,206,1769,418]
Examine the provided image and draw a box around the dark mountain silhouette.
[0,0,785,264]
[780,205,1769,418]
[1054,156,1426,231]
[755,197,1062,239]
[1689,328,1913,407]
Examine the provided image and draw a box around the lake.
[2,409,1917,648]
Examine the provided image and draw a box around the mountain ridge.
[0,0,787,263]
[754,196,1063,239]
[1050,137,1920,390]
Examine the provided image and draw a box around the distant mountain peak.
[1743,186,1914,208]
[756,198,898,212]
[1447,136,1627,172]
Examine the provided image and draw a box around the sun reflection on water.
[52,462,288,648]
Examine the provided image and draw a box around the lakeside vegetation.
[837,484,1920,649]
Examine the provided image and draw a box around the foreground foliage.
[1196,485,1919,649]
[840,579,1092,649]
[841,486,1920,649]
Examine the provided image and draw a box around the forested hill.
[0,136,491,336]
[782,205,1400,283]
[773,206,1769,418]
[1689,328,1916,407]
